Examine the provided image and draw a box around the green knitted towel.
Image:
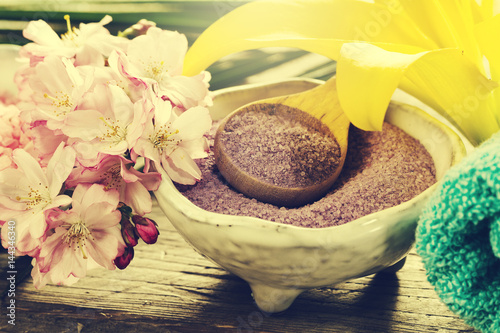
[416,131,500,333]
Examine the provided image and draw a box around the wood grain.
[0,200,479,333]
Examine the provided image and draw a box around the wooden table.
[0,200,479,333]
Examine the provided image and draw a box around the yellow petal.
[183,0,435,76]
[395,0,483,68]
[403,49,499,145]
[475,13,500,80]
[474,13,500,128]
[337,43,423,131]
[473,0,495,20]
[337,43,499,145]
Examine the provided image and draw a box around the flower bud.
[132,215,159,244]
[130,19,156,35]
[119,19,156,38]
[114,246,134,270]
[120,216,139,247]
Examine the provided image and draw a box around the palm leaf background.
[0,0,336,90]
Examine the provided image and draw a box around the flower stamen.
[102,162,122,190]
[143,59,168,82]
[151,125,180,149]
[61,14,80,45]
[63,222,92,259]
[43,91,74,117]
[15,185,50,210]
[64,15,72,34]
[98,117,127,147]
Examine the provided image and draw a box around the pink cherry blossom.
[60,83,148,162]
[0,102,34,171]
[13,63,36,103]
[66,154,162,215]
[32,183,126,289]
[1,16,216,288]
[109,27,212,110]
[107,50,148,103]
[29,121,68,167]
[0,143,75,256]
[22,15,129,66]
[132,93,211,184]
[24,55,92,129]
[0,92,19,106]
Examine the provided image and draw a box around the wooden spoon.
[214,77,350,207]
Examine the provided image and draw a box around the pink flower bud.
[130,19,156,36]
[120,216,139,247]
[132,215,159,244]
[114,246,134,270]
[120,19,156,38]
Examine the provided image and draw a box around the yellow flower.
[183,0,500,146]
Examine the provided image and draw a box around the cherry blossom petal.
[127,28,187,78]
[171,106,211,141]
[81,203,120,229]
[74,44,105,66]
[123,180,153,216]
[85,226,124,270]
[62,109,104,140]
[30,123,67,164]
[45,143,76,199]
[161,147,201,184]
[73,184,119,213]
[12,148,47,186]
[123,164,162,191]
[159,75,211,109]
[179,138,209,160]
[23,20,63,47]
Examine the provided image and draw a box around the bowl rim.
[156,77,467,239]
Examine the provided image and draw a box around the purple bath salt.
[175,121,436,228]
[218,103,341,188]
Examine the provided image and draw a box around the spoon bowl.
[214,77,349,207]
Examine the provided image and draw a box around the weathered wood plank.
[0,201,479,332]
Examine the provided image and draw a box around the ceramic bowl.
[154,79,467,313]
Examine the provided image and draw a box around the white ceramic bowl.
[154,79,467,313]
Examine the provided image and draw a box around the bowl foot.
[249,283,304,313]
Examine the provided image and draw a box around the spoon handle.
[265,77,350,158]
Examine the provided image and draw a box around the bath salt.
[218,103,341,188]
[175,121,436,228]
